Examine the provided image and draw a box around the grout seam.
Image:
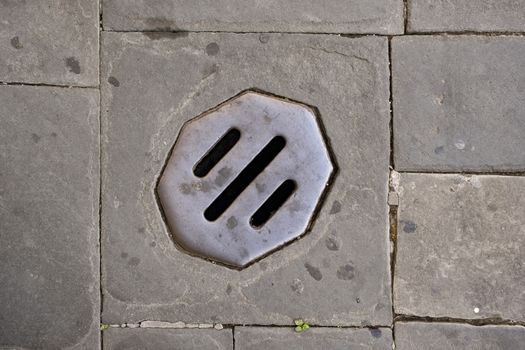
[388,38,395,169]
[98,0,103,349]
[396,170,525,177]
[103,29,525,37]
[105,320,525,328]
[404,0,409,33]
[106,323,392,329]
[1,81,97,89]
[395,315,525,327]
[387,37,399,345]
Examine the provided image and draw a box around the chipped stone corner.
[388,169,400,207]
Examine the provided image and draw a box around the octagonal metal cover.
[157,91,334,268]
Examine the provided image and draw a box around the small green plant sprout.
[100,323,110,331]
[294,319,310,333]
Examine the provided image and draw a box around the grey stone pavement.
[1,1,524,349]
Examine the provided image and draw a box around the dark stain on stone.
[255,183,266,193]
[206,42,220,56]
[138,227,145,234]
[65,57,81,74]
[12,207,24,217]
[143,31,188,40]
[226,216,238,230]
[10,36,23,49]
[325,236,340,251]
[149,241,156,247]
[108,76,120,87]
[336,264,355,280]
[329,200,341,214]
[304,263,322,281]
[370,328,382,338]
[434,146,445,154]
[215,167,232,186]
[487,203,498,212]
[402,220,417,233]
[259,34,269,44]
[31,133,41,143]
[51,132,57,138]
[128,257,140,266]
[226,284,232,295]
[120,252,128,259]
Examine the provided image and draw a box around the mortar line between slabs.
[394,315,525,327]
[232,327,235,350]
[108,324,390,329]
[403,0,409,33]
[395,170,525,177]
[1,81,97,89]
[98,0,104,348]
[102,29,525,37]
[387,37,399,347]
[106,319,525,329]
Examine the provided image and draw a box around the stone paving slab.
[0,0,99,86]
[101,32,391,325]
[408,1,525,33]
[392,36,525,172]
[102,0,404,34]
[394,174,525,321]
[235,327,393,349]
[395,322,525,350]
[104,328,233,350]
[0,86,100,348]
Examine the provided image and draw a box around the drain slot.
[193,128,241,178]
[204,135,286,221]
[250,179,297,228]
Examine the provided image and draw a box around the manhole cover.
[157,91,335,268]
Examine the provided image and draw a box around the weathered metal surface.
[157,91,334,268]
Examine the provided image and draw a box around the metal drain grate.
[157,91,334,268]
